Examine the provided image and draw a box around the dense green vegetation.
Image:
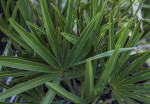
[0,0,150,103]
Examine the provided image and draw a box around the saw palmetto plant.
[0,0,150,104]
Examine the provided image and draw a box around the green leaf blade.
[0,56,57,73]
[46,82,85,104]
[95,46,120,93]
[0,73,60,100]
[121,51,150,79]
[9,19,59,69]
[108,12,115,50]
[61,32,78,44]
[74,47,134,66]
[65,12,101,68]
[40,0,62,64]
[63,0,75,61]
[84,59,94,102]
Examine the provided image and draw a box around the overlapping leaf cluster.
[0,0,150,104]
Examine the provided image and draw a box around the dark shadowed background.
[0,1,7,55]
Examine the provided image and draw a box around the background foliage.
[0,0,150,104]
